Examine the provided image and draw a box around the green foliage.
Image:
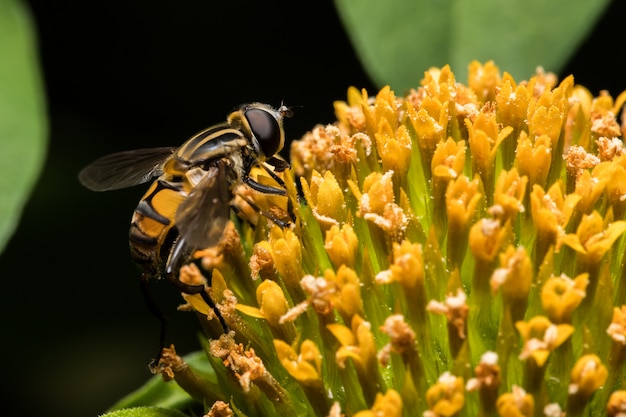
[100,407,189,417]
[108,352,207,412]
[334,0,611,91]
[0,0,47,253]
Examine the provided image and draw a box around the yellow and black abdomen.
[129,179,186,278]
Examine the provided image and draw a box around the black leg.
[165,237,229,332]
[235,190,291,228]
[140,275,169,368]
[261,163,296,223]
[243,164,296,224]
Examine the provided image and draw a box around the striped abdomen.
[129,178,185,278]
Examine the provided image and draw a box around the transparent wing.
[78,147,175,191]
[175,164,232,249]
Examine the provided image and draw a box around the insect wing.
[79,147,176,191]
[175,164,232,249]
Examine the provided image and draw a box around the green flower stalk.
[121,61,626,416]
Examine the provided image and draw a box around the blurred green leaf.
[0,0,47,253]
[100,407,189,417]
[334,0,610,91]
[109,351,209,411]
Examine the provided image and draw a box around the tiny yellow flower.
[490,245,532,302]
[301,169,346,227]
[495,72,530,135]
[249,240,276,281]
[209,332,267,393]
[607,305,626,345]
[543,403,565,417]
[590,91,623,139]
[465,107,514,197]
[432,138,467,214]
[432,138,466,182]
[516,316,574,367]
[408,65,477,132]
[179,266,228,321]
[267,225,303,289]
[419,65,458,105]
[294,273,337,317]
[568,354,608,397]
[353,389,403,417]
[596,136,625,162]
[376,239,424,291]
[496,385,534,417]
[561,211,626,266]
[331,265,364,321]
[574,161,614,215]
[375,118,412,178]
[541,273,589,324]
[355,170,408,237]
[527,79,572,149]
[607,390,626,417]
[360,170,394,213]
[289,125,335,178]
[324,223,359,269]
[370,85,401,134]
[466,351,501,393]
[469,218,510,263]
[282,266,363,324]
[564,145,600,183]
[424,372,465,417]
[570,84,593,117]
[274,339,322,386]
[291,124,370,179]
[206,401,233,416]
[378,314,416,366]
[328,315,378,374]
[606,154,626,217]
[468,60,501,103]
[492,168,528,223]
[530,182,581,251]
[446,175,482,233]
[446,174,482,268]
[236,280,288,328]
[334,86,368,133]
[406,93,448,169]
[515,132,552,188]
[426,288,469,339]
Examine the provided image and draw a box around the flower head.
[301,169,345,227]
[568,354,608,397]
[516,316,574,367]
[561,210,626,266]
[273,339,322,386]
[121,62,626,417]
[541,273,589,323]
[354,170,409,238]
[424,372,465,417]
[607,306,626,345]
[497,385,534,417]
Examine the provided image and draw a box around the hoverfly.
[79,103,293,360]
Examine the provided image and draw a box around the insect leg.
[260,162,296,223]
[243,176,288,196]
[244,164,296,223]
[265,156,290,172]
[165,237,229,332]
[140,274,169,368]
[235,190,291,229]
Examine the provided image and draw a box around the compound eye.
[245,108,283,157]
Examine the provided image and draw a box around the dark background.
[1,1,624,416]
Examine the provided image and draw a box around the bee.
[79,103,293,359]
